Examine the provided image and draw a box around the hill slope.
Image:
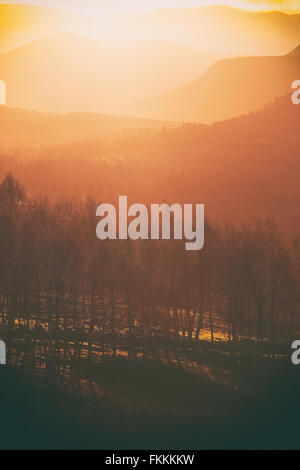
[0,105,177,146]
[0,4,76,53]
[0,32,218,115]
[140,54,300,123]
[1,4,300,56]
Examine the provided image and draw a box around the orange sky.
[2,0,300,13]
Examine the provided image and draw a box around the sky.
[2,0,300,12]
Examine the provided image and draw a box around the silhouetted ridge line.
[288,44,300,56]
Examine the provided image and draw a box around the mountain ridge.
[1,3,300,55]
[0,32,218,115]
[139,52,300,123]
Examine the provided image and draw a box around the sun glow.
[3,0,300,14]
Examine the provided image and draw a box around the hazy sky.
[2,0,300,12]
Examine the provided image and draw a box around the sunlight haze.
[2,0,300,13]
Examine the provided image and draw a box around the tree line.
[0,174,298,381]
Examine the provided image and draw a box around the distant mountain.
[1,4,300,57]
[211,93,300,139]
[2,93,299,227]
[1,4,300,120]
[0,33,218,115]
[146,93,300,161]
[0,4,76,53]
[0,106,177,146]
[140,54,300,123]
[152,93,300,226]
[138,6,300,56]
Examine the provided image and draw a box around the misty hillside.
[142,6,300,55]
[1,4,300,56]
[1,92,298,147]
[0,106,177,146]
[140,53,300,123]
[0,94,299,228]
[0,4,76,53]
[0,32,218,115]
[152,93,300,168]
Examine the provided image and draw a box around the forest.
[0,93,299,449]
[0,168,299,449]
[1,1,300,451]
